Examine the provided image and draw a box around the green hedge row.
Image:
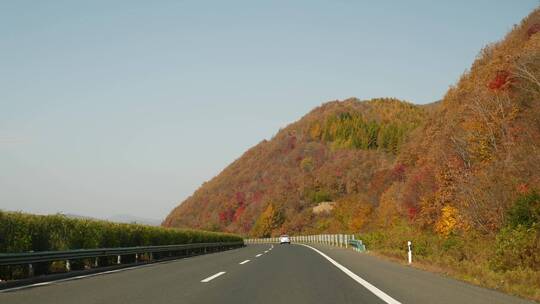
[0,210,243,253]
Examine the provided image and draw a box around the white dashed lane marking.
[201,271,226,283]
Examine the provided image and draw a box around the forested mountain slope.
[164,98,427,235]
[164,8,540,241]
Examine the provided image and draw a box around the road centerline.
[201,271,226,283]
[255,254,263,257]
[239,260,250,265]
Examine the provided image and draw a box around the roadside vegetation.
[359,191,540,301]
[0,210,242,253]
[0,210,243,281]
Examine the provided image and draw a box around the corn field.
[0,210,242,253]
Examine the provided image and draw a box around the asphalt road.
[0,243,535,304]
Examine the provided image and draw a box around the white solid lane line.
[201,271,226,283]
[299,244,402,304]
[255,254,263,257]
[239,260,250,265]
[30,282,51,287]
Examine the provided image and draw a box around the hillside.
[165,8,540,240]
[163,98,428,235]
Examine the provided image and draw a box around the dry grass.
[363,235,540,302]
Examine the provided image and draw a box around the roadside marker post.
[407,241,412,264]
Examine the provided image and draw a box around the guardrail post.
[28,263,34,277]
[66,260,71,271]
[117,255,121,265]
[94,257,99,267]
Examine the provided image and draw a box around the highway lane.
[184,243,386,304]
[0,243,534,304]
[0,244,270,304]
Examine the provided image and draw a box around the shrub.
[491,225,540,271]
[506,191,540,229]
[307,189,332,204]
[490,191,540,271]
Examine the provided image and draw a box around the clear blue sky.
[1,1,537,221]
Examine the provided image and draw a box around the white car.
[279,235,290,244]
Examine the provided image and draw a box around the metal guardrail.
[0,241,244,267]
[245,234,366,251]
[348,239,366,252]
[0,241,244,287]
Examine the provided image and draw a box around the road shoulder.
[304,244,535,304]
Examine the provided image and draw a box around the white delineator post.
[407,241,412,264]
